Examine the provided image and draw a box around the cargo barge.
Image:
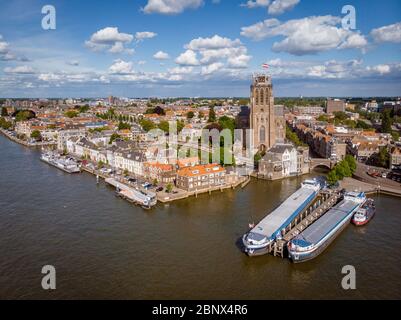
[287,191,367,263]
[242,179,322,256]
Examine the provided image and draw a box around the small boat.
[352,199,375,226]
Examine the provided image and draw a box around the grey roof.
[267,143,295,155]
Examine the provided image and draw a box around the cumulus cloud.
[175,50,200,66]
[176,35,252,70]
[241,0,270,9]
[371,22,401,43]
[201,62,224,75]
[153,51,170,60]
[135,31,158,41]
[85,27,134,54]
[241,0,299,15]
[186,35,242,50]
[143,0,204,15]
[4,66,35,74]
[268,0,300,15]
[241,16,368,55]
[108,59,134,74]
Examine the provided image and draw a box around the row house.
[176,164,226,192]
[143,162,176,184]
[57,127,86,151]
[114,150,146,176]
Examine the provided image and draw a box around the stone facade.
[250,74,275,152]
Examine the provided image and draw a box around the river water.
[0,134,400,299]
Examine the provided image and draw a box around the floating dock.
[105,178,157,209]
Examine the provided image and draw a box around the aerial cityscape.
[0,0,400,302]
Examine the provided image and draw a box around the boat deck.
[249,187,318,241]
[292,199,359,246]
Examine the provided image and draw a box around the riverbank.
[0,128,56,147]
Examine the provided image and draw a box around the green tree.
[344,155,357,174]
[198,111,204,119]
[377,147,389,168]
[166,183,173,193]
[139,119,156,132]
[381,110,392,133]
[208,105,216,123]
[15,110,35,122]
[187,111,195,119]
[118,122,131,130]
[109,133,121,144]
[327,170,338,186]
[158,120,170,133]
[392,131,400,142]
[65,110,79,118]
[30,130,42,141]
[1,107,8,117]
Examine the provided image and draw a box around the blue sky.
[0,0,400,98]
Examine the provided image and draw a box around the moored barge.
[242,179,322,256]
[287,192,367,263]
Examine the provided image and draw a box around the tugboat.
[352,198,375,226]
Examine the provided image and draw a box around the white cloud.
[241,0,299,15]
[367,64,391,75]
[0,39,9,53]
[108,59,134,74]
[168,66,194,74]
[186,35,242,50]
[175,50,200,66]
[135,31,158,41]
[85,27,134,54]
[177,35,252,69]
[241,0,270,9]
[143,0,204,15]
[201,62,224,75]
[138,60,147,65]
[227,54,252,69]
[268,0,300,15]
[153,51,170,60]
[371,22,401,43]
[66,60,80,66]
[4,66,35,74]
[241,16,368,55]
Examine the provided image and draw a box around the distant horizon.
[1,96,400,100]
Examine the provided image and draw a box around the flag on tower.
[262,63,269,69]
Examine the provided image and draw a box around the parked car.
[156,187,163,192]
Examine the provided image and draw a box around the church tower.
[250,74,275,152]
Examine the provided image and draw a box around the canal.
[0,134,400,299]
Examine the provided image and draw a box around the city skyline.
[0,0,401,98]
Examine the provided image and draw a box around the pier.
[273,190,340,258]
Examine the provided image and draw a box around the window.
[260,125,266,143]
[255,89,259,105]
[260,89,264,105]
